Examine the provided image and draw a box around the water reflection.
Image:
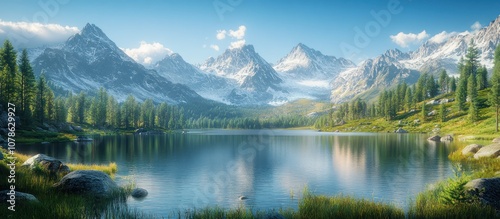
[16,130,455,216]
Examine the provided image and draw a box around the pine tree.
[456,76,468,111]
[489,45,500,132]
[427,75,438,98]
[421,103,427,122]
[439,103,447,122]
[0,40,18,104]
[18,49,36,123]
[477,65,488,90]
[449,77,457,92]
[468,74,479,122]
[438,70,449,94]
[404,87,412,112]
[34,74,47,123]
[76,92,86,124]
[45,87,55,121]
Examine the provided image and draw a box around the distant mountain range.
[29,15,500,106]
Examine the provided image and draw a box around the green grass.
[0,150,141,219]
[321,90,500,141]
[16,130,76,144]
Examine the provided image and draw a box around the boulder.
[72,125,83,132]
[474,144,500,159]
[131,188,148,199]
[22,154,70,174]
[0,190,39,203]
[492,137,500,143]
[427,110,437,116]
[427,135,441,142]
[465,178,500,210]
[394,128,408,133]
[462,144,483,156]
[53,170,118,198]
[441,135,454,142]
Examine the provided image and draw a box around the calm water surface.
[18,129,456,216]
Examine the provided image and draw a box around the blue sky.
[1,0,500,65]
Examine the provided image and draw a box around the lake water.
[17,129,456,216]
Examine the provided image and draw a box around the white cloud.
[428,31,458,44]
[229,25,246,39]
[216,30,226,40]
[210,44,220,51]
[471,21,482,32]
[0,20,79,48]
[214,25,247,50]
[390,30,429,48]
[122,41,173,66]
[229,40,246,49]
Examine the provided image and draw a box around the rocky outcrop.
[131,188,148,199]
[465,178,500,210]
[474,144,500,159]
[22,154,70,174]
[394,128,408,133]
[441,135,454,142]
[0,190,39,203]
[492,137,500,143]
[462,144,483,156]
[427,135,441,142]
[53,170,118,198]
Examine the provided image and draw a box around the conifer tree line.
[0,40,313,130]
[316,41,500,130]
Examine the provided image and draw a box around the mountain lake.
[17,129,458,216]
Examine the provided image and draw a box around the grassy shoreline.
[2,142,500,218]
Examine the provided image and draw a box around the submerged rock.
[462,144,483,156]
[239,196,248,200]
[441,135,454,142]
[474,144,500,159]
[53,170,118,199]
[22,154,70,174]
[465,178,500,210]
[427,135,441,142]
[394,128,408,133]
[131,188,148,199]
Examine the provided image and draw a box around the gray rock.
[239,195,248,200]
[72,125,83,132]
[465,178,500,210]
[22,154,70,174]
[0,190,39,203]
[462,144,483,156]
[131,188,148,199]
[394,128,408,133]
[492,137,500,143]
[427,110,437,116]
[53,170,118,198]
[474,144,500,159]
[427,135,441,142]
[441,135,454,142]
